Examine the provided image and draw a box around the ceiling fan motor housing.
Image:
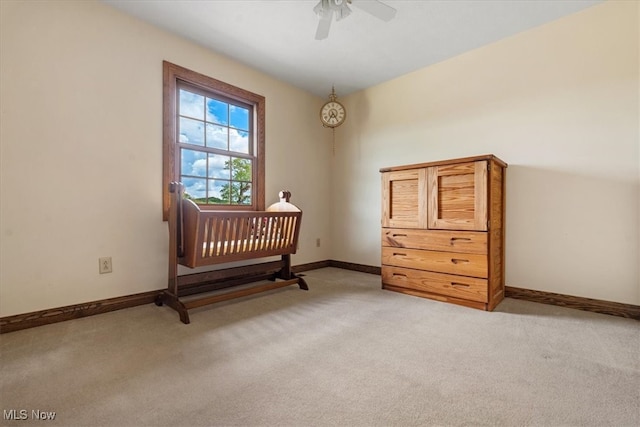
[314,0,396,40]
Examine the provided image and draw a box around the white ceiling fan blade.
[315,9,333,40]
[351,0,396,22]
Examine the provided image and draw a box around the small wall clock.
[320,87,346,128]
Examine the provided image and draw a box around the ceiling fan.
[314,0,397,40]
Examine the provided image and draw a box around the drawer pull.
[450,237,472,243]
[392,273,407,278]
[451,258,469,264]
[451,282,470,288]
[393,252,407,257]
[392,233,407,237]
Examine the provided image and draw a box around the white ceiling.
[102,0,602,98]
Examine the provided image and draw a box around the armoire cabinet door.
[381,169,427,228]
[427,161,488,231]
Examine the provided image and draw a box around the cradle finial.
[278,190,291,203]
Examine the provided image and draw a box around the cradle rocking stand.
[156,182,308,324]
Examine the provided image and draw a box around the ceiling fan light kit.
[314,0,397,40]
[314,0,352,21]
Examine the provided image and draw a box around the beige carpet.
[1,267,638,426]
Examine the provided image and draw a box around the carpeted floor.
[1,267,638,426]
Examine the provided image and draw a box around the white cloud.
[190,158,207,176]
[206,124,227,149]
[208,154,230,179]
[179,90,204,120]
[230,129,249,153]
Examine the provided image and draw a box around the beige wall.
[1,0,638,318]
[0,0,332,316]
[334,0,639,305]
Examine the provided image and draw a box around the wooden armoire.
[380,155,507,311]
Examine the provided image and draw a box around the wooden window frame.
[162,61,265,220]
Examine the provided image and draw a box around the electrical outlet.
[316,238,321,247]
[99,257,112,274]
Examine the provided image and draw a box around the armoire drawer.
[381,246,488,278]
[382,266,488,303]
[382,228,487,254]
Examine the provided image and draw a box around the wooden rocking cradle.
[156,182,308,324]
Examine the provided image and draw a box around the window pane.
[208,154,231,179]
[182,177,207,202]
[230,105,249,131]
[179,89,204,120]
[181,149,207,177]
[230,130,249,154]
[208,179,229,204]
[179,117,204,146]
[206,98,228,125]
[206,123,228,150]
[231,182,252,205]
[230,157,252,181]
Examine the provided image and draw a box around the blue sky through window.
[206,98,228,125]
[230,105,249,131]
[178,87,252,203]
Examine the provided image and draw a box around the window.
[163,61,265,220]
[178,84,254,205]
